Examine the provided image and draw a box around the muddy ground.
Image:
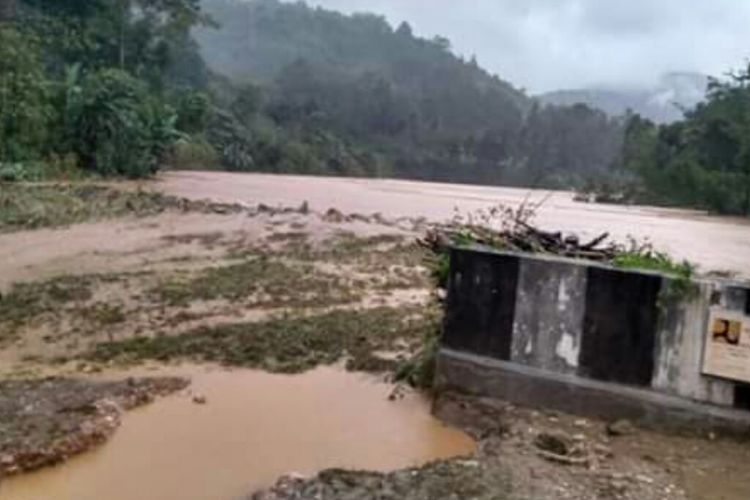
[0,376,187,477]
[254,392,750,500]
[1,180,750,499]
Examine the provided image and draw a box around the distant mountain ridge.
[539,72,710,123]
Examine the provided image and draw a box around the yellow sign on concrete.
[703,308,750,383]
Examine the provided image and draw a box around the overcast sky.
[302,0,750,93]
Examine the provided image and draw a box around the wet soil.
[254,392,750,500]
[0,215,429,371]
[0,376,188,478]
[433,392,750,500]
[251,459,512,500]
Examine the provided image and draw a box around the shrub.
[167,140,221,170]
[174,90,213,134]
[72,69,181,178]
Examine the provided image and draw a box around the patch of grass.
[79,303,126,326]
[426,252,451,289]
[0,272,144,342]
[321,234,420,264]
[324,232,406,254]
[151,257,361,308]
[226,233,430,294]
[88,307,433,374]
[280,232,419,264]
[612,250,693,277]
[613,249,698,302]
[265,231,309,244]
[395,309,442,388]
[0,184,180,233]
[0,276,94,341]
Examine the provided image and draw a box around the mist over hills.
[195,0,624,188]
[539,72,710,124]
[193,0,750,216]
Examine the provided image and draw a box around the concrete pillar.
[511,258,586,374]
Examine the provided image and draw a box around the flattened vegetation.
[0,211,433,382]
[0,272,145,346]
[151,258,362,308]
[1,228,430,356]
[0,275,96,342]
[88,307,436,374]
[0,183,255,234]
[0,185,176,233]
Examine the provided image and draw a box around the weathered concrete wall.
[436,349,750,434]
[510,258,586,374]
[438,246,750,425]
[652,281,735,405]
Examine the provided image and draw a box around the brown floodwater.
[0,365,474,500]
[2,171,749,291]
[158,171,750,278]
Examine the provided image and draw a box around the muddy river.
[159,171,750,278]
[0,365,474,500]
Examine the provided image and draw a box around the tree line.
[0,0,215,179]
[3,0,747,217]
[0,0,625,188]
[197,0,625,188]
[618,65,750,216]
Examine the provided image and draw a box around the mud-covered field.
[1,177,750,500]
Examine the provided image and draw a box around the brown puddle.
[0,365,474,500]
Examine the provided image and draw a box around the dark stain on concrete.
[735,384,750,411]
[579,267,662,387]
[443,249,519,361]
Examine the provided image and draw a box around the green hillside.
[196,0,624,188]
[0,0,624,190]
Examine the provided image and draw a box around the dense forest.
[619,65,750,216]
[0,0,624,189]
[0,0,214,179]
[1,0,747,216]
[196,0,625,188]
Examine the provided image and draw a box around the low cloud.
[303,0,750,93]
